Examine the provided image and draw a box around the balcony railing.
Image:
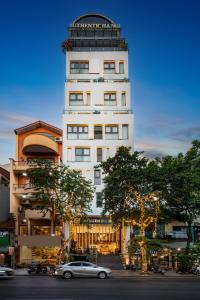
[12,160,58,171]
[66,78,130,83]
[13,183,35,194]
[64,108,133,114]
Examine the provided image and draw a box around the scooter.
[150,265,166,275]
[28,264,47,275]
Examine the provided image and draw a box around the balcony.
[63,38,128,52]
[12,160,34,172]
[66,78,130,83]
[17,235,62,247]
[12,160,58,173]
[13,183,35,194]
[64,108,133,114]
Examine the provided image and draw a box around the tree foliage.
[99,146,160,225]
[28,160,94,234]
[151,140,200,247]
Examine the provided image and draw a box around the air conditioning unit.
[55,137,62,142]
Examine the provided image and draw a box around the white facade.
[62,16,134,217]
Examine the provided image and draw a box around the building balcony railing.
[12,160,32,171]
[66,78,130,83]
[63,108,133,114]
[12,160,58,172]
[13,183,35,194]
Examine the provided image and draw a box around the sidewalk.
[14,268,198,278]
[14,268,29,276]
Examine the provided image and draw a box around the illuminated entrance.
[73,218,120,254]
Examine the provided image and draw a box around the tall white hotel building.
[62,14,134,254]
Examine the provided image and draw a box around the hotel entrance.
[73,218,120,254]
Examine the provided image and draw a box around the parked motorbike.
[28,264,48,275]
[149,264,166,275]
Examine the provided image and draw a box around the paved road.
[0,276,199,300]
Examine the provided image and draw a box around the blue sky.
[0,0,200,164]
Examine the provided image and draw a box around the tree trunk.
[50,219,56,235]
[57,221,72,264]
[140,228,148,273]
[186,221,192,250]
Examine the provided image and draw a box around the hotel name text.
[71,23,120,29]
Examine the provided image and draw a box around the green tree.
[152,140,200,248]
[99,146,157,223]
[99,147,161,272]
[28,160,94,241]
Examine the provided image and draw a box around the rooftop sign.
[71,23,120,29]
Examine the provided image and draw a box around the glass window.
[121,93,126,106]
[94,169,101,185]
[70,61,89,74]
[96,192,103,208]
[86,93,91,105]
[82,262,92,267]
[75,148,90,162]
[67,126,88,140]
[94,126,102,139]
[122,125,128,139]
[69,93,83,106]
[104,93,116,106]
[105,126,119,140]
[97,148,103,162]
[104,61,115,74]
[68,262,82,266]
[119,62,124,74]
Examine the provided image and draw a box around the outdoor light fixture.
[22,172,28,176]
[22,195,26,199]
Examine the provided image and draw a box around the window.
[97,148,103,162]
[119,62,124,74]
[86,93,91,105]
[105,125,119,140]
[82,262,93,267]
[122,125,128,139]
[94,126,102,139]
[69,93,83,106]
[96,192,103,208]
[67,126,88,140]
[75,148,90,162]
[121,92,126,106]
[68,262,82,266]
[104,61,115,74]
[94,169,101,185]
[70,61,89,74]
[67,148,72,162]
[104,93,116,106]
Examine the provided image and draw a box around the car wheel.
[98,271,107,279]
[63,271,72,279]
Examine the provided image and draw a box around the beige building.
[9,121,63,264]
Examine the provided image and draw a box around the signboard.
[71,23,120,29]
[0,231,9,246]
[82,218,112,225]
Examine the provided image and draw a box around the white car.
[0,266,15,278]
[55,261,112,279]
